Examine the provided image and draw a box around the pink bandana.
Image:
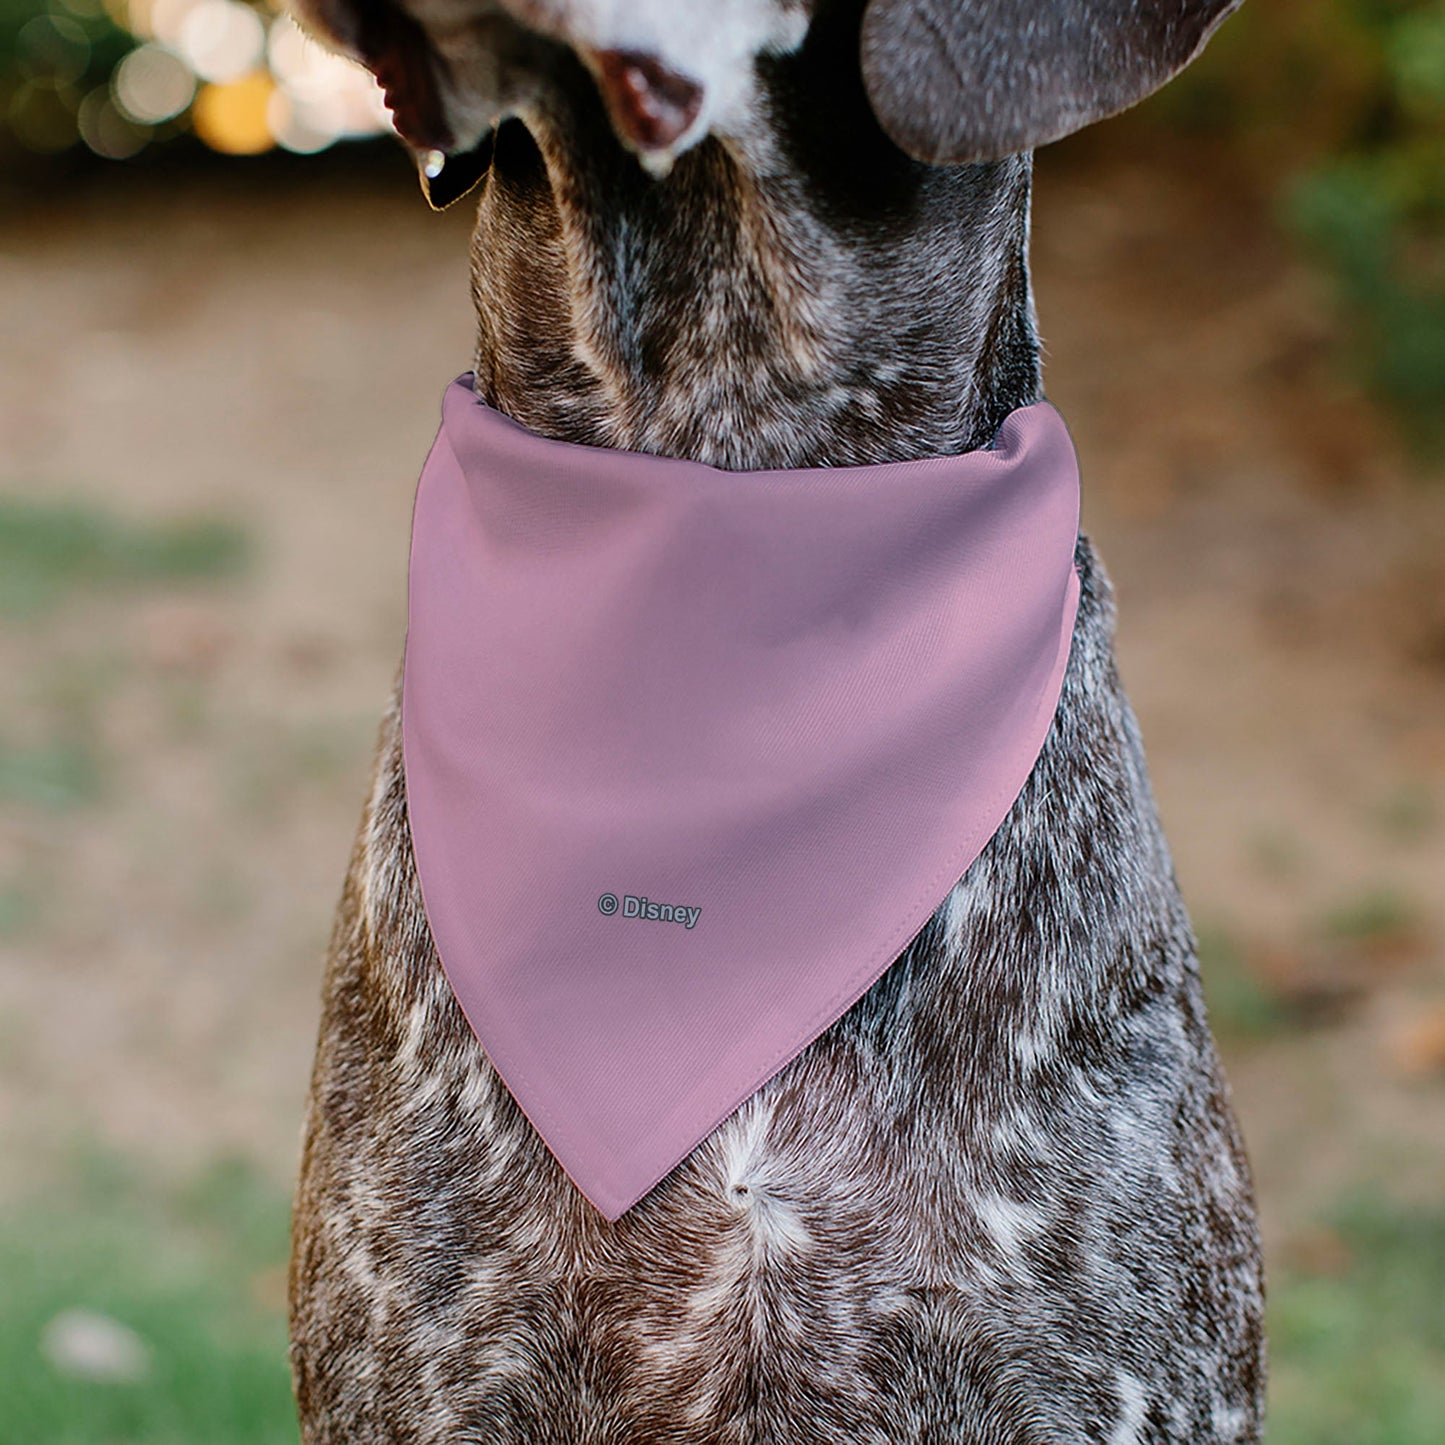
[401,374,1081,1219]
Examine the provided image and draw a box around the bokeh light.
[190,68,273,153]
[17,13,93,86]
[77,83,150,156]
[175,0,266,85]
[112,43,194,124]
[9,75,80,153]
[3,0,394,159]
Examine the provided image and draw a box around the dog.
[286,2,1267,1440]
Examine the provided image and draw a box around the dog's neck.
[465,24,1041,470]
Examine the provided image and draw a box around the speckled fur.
[288,2,1266,1439]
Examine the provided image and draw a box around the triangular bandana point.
[402,373,1081,1219]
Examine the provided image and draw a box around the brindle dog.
[285,2,1266,1440]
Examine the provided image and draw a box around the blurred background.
[1,1,1442,1441]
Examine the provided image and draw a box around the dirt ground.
[1,137,1442,1264]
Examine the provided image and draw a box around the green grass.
[0,737,105,811]
[1373,784,1439,845]
[1246,827,1309,882]
[1322,888,1422,948]
[0,1151,298,1445]
[1197,923,1290,1040]
[0,494,249,619]
[1268,1195,1445,1445]
[0,883,37,936]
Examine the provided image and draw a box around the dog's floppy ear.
[860,0,1245,165]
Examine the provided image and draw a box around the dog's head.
[290,0,1243,205]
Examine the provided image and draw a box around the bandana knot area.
[401,373,1083,1219]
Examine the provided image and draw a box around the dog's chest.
[290,538,1262,1442]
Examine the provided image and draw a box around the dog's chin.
[415,131,497,210]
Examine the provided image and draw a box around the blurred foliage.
[0,1149,298,1445]
[1,0,384,165]
[1167,0,1445,450]
[0,735,104,809]
[1,0,145,160]
[1269,1193,1445,1445]
[1322,885,1423,945]
[0,494,250,618]
[1197,924,1292,1040]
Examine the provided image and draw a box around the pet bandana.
[402,373,1082,1219]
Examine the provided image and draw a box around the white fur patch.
[1109,1369,1149,1445]
[508,0,809,157]
[975,1192,1046,1262]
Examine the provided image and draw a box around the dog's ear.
[860,0,1244,165]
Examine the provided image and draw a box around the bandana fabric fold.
[401,374,1082,1219]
